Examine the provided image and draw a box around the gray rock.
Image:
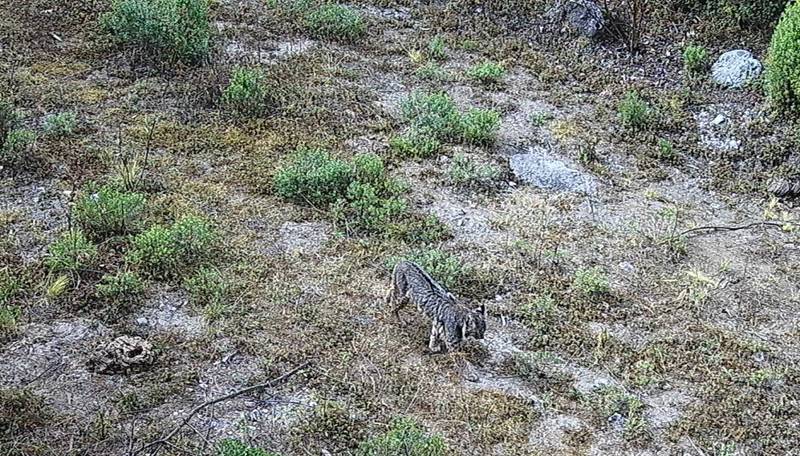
[711,50,762,88]
[509,146,597,194]
[547,0,605,38]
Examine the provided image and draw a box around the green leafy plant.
[618,91,650,131]
[96,271,145,302]
[682,44,709,76]
[127,215,216,278]
[216,439,279,456]
[389,249,464,290]
[415,62,447,80]
[401,91,462,141]
[459,108,501,144]
[467,61,506,84]
[101,0,211,63]
[0,268,20,307]
[357,417,446,456]
[305,3,365,41]
[766,1,800,114]
[427,36,447,60]
[43,112,77,137]
[74,182,146,238]
[389,129,442,159]
[274,147,354,207]
[0,305,20,341]
[184,266,229,321]
[448,153,500,188]
[45,229,98,274]
[590,386,648,441]
[223,67,269,117]
[573,266,609,296]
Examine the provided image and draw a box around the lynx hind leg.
[388,268,408,324]
[428,321,446,353]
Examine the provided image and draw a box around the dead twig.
[678,221,788,237]
[132,361,310,456]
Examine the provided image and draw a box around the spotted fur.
[386,260,487,353]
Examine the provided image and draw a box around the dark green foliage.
[0,388,49,436]
[274,147,354,207]
[216,439,279,456]
[101,0,211,63]
[676,0,785,28]
[389,130,442,159]
[357,417,446,456]
[448,153,500,188]
[427,36,447,61]
[184,266,229,320]
[388,249,464,290]
[618,91,650,131]
[682,44,709,76]
[459,109,501,144]
[127,215,216,278]
[766,0,800,114]
[467,61,506,84]
[43,112,77,137]
[96,271,145,302]
[0,100,35,165]
[401,92,462,141]
[305,3,365,41]
[74,182,146,238]
[223,67,270,117]
[45,229,98,274]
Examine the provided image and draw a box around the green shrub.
[127,225,176,276]
[656,138,677,161]
[0,305,20,341]
[618,91,650,131]
[96,271,145,301]
[766,1,800,114]
[0,99,17,145]
[170,215,217,264]
[217,439,279,456]
[101,0,211,63]
[333,181,407,234]
[677,0,785,28]
[184,266,229,320]
[306,3,365,41]
[415,62,447,80]
[682,44,709,76]
[45,229,97,273]
[590,386,647,440]
[274,147,353,207]
[223,67,269,117]
[389,249,464,290]
[448,153,500,188]
[399,91,501,149]
[43,112,77,137]
[467,61,506,84]
[127,215,215,277]
[573,266,609,296]
[389,129,442,159]
[357,417,446,456]
[401,91,462,141]
[459,108,501,144]
[1,129,36,165]
[0,268,20,307]
[427,36,447,60]
[74,182,146,238]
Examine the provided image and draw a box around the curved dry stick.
[133,361,311,456]
[678,221,787,237]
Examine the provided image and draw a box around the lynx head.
[462,304,487,340]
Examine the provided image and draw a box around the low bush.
[274,147,353,207]
[96,271,145,302]
[127,215,216,278]
[401,91,462,141]
[101,0,211,63]
[427,36,447,60]
[45,229,98,274]
[682,44,709,76]
[388,249,464,290]
[74,182,146,238]
[448,154,501,188]
[573,266,609,296]
[467,61,506,84]
[618,91,650,131]
[184,266,229,320]
[357,417,446,456]
[305,3,365,41]
[217,439,279,456]
[0,99,35,166]
[0,305,20,341]
[766,1,800,114]
[389,129,442,159]
[43,112,77,137]
[459,108,501,144]
[223,67,270,117]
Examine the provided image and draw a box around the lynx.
[386,260,486,353]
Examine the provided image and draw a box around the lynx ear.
[459,323,466,340]
[476,304,486,316]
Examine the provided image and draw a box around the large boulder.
[546,0,605,38]
[509,146,597,194]
[711,50,762,88]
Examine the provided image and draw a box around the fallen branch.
[678,221,787,237]
[132,361,310,456]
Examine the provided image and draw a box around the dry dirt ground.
[1,1,800,455]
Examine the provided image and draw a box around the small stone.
[135,317,148,326]
[509,146,598,194]
[711,50,762,88]
[712,114,726,126]
[619,261,635,274]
